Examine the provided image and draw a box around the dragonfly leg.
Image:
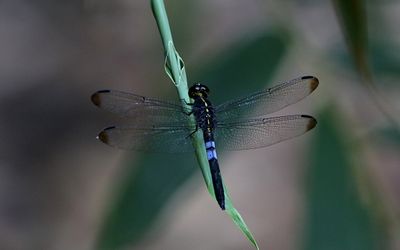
[187,125,200,138]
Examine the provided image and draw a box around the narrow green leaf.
[157,0,261,244]
[224,186,259,249]
[303,108,385,250]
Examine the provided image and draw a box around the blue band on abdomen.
[205,141,216,149]
[205,140,217,160]
[207,148,218,160]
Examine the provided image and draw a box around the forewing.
[97,124,196,153]
[91,89,191,123]
[215,115,317,151]
[215,76,318,120]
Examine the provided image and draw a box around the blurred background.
[1,0,399,249]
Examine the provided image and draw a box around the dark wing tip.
[301,115,317,131]
[97,126,116,144]
[91,90,110,107]
[303,76,319,92]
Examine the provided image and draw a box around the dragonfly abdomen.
[196,108,225,210]
[205,140,225,210]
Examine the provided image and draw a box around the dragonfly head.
[189,83,210,98]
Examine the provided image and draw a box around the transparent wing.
[215,76,319,121]
[91,89,191,123]
[97,123,196,153]
[214,115,317,151]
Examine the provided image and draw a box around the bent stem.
[150,0,259,249]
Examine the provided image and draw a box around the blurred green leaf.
[96,154,195,250]
[369,41,400,80]
[376,126,400,145]
[332,1,400,126]
[303,108,385,250]
[332,0,369,76]
[96,30,288,250]
[330,39,400,83]
[193,31,290,102]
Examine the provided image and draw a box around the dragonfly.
[91,75,319,210]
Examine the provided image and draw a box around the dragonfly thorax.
[189,83,216,134]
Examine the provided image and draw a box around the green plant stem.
[151,0,188,101]
[151,0,212,200]
[150,1,259,249]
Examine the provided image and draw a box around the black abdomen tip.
[220,201,226,210]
